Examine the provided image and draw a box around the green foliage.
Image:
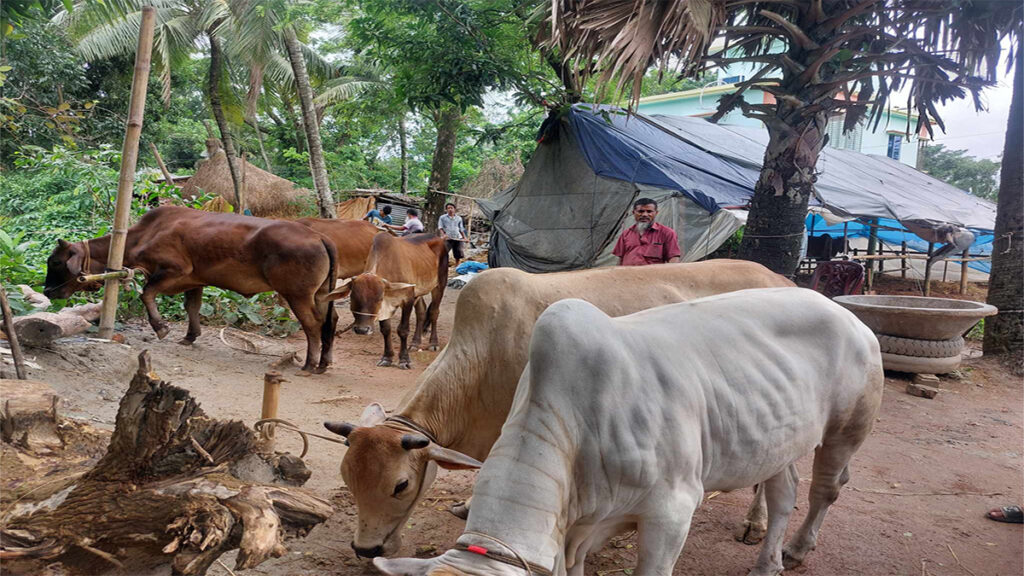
[921,144,1001,201]
[966,318,985,341]
[0,229,40,286]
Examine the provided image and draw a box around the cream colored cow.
[325,260,794,557]
[375,288,884,576]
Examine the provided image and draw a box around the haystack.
[180,139,315,217]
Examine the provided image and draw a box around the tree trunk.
[248,116,273,173]
[281,97,306,154]
[207,33,244,213]
[983,37,1023,357]
[399,114,409,195]
[0,352,331,576]
[738,113,827,276]
[424,105,461,229]
[283,26,335,218]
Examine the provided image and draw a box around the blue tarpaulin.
[804,214,993,274]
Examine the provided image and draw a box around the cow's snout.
[352,542,384,558]
[353,325,372,335]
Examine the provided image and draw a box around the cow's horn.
[400,434,430,450]
[324,421,356,437]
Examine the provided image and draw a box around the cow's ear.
[326,277,353,301]
[324,421,356,437]
[65,245,84,276]
[426,445,482,471]
[57,239,71,249]
[378,281,416,321]
[373,555,443,576]
[358,402,387,427]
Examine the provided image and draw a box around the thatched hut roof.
[180,139,315,218]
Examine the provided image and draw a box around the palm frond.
[314,77,386,106]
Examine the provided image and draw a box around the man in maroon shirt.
[612,198,682,266]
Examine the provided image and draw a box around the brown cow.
[43,206,338,373]
[328,233,447,369]
[295,218,381,279]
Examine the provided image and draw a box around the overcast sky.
[928,75,1014,160]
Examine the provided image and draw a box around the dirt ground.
[3,285,1022,576]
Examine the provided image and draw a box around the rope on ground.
[218,322,355,357]
[848,487,1004,497]
[253,418,347,458]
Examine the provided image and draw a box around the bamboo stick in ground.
[0,283,28,379]
[98,6,155,340]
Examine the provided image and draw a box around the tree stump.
[0,351,332,575]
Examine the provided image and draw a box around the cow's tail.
[320,237,338,345]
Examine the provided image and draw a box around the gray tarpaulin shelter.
[479,104,996,273]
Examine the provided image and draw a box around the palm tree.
[545,0,1021,276]
[314,60,413,194]
[57,0,248,210]
[984,33,1023,356]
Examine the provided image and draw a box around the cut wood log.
[11,312,91,347]
[16,285,50,311]
[0,379,62,453]
[0,351,332,575]
[61,303,102,323]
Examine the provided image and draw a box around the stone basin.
[833,295,997,341]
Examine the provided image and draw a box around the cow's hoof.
[450,502,470,520]
[377,358,393,367]
[398,360,412,370]
[178,337,196,346]
[409,343,422,352]
[746,566,782,576]
[427,344,439,352]
[782,545,810,569]
[155,325,170,340]
[734,519,767,545]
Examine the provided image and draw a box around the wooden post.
[98,6,155,340]
[923,242,935,297]
[149,142,174,186]
[942,259,949,282]
[959,248,970,295]
[0,284,28,379]
[865,218,879,291]
[261,371,283,447]
[901,241,908,279]
[842,222,849,254]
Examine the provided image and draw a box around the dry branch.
[0,351,331,575]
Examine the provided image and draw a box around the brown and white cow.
[43,206,338,373]
[324,260,795,557]
[329,232,448,369]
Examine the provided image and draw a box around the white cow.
[374,288,884,576]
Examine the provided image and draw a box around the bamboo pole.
[98,6,155,340]
[261,372,283,448]
[149,142,174,186]
[0,284,28,379]
[959,248,970,295]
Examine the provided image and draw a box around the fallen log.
[11,312,91,347]
[0,351,331,575]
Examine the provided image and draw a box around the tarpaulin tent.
[479,104,996,273]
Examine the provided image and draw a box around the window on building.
[721,74,746,84]
[887,134,902,160]
[825,114,863,152]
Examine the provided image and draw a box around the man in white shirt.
[437,202,468,266]
[385,208,425,236]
